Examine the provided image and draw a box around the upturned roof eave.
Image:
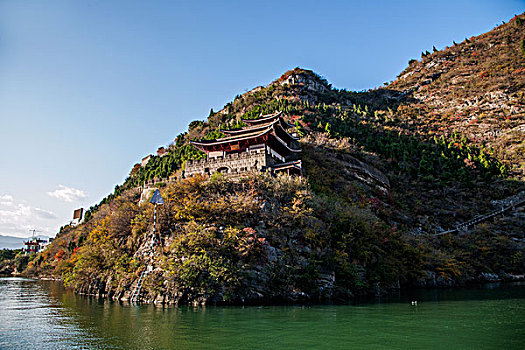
[190,128,272,148]
[241,111,283,124]
[268,134,301,153]
[220,119,279,135]
[223,119,298,141]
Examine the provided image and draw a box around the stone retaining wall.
[185,149,269,177]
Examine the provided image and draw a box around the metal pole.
[151,204,157,267]
[153,203,157,244]
[148,189,164,273]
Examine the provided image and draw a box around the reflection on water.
[0,278,524,349]
[0,278,103,349]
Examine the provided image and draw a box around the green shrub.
[14,254,29,272]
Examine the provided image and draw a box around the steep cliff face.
[26,14,525,304]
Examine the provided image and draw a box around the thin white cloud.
[0,195,13,202]
[32,207,57,219]
[0,195,56,236]
[47,185,87,202]
[0,194,14,206]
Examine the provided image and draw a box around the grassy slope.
[390,14,525,178]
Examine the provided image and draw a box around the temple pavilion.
[185,111,302,177]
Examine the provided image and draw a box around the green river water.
[0,278,523,349]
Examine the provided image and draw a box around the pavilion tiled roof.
[241,111,282,124]
[190,128,271,146]
[190,111,300,153]
[221,117,297,139]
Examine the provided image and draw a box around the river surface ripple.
[0,278,524,349]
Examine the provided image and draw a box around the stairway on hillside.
[437,191,525,235]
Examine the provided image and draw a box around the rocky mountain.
[390,14,525,178]
[23,14,525,305]
[0,235,49,250]
[0,235,26,250]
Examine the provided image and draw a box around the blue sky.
[0,0,523,238]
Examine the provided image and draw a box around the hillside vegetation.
[30,174,424,304]
[24,14,525,304]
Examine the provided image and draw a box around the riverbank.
[1,277,524,349]
[33,271,525,306]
